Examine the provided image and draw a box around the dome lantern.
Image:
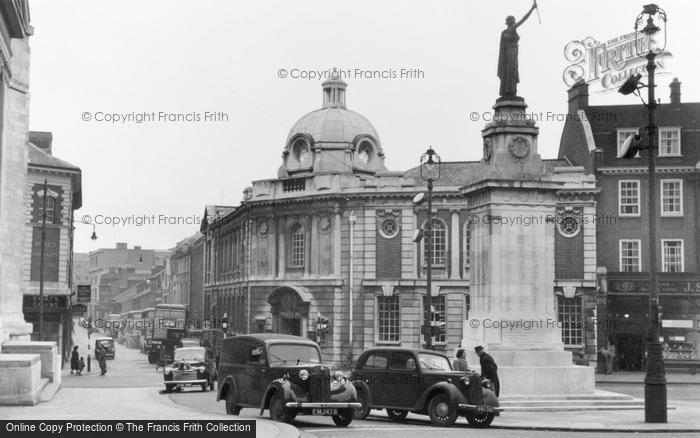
[322,70,347,109]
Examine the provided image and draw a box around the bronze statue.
[498,1,538,98]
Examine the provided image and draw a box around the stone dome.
[286,106,381,146]
[280,76,386,178]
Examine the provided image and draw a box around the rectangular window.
[662,240,684,273]
[619,180,640,216]
[619,240,641,273]
[617,128,640,158]
[424,295,446,343]
[661,179,683,216]
[465,294,470,320]
[658,127,681,156]
[377,296,400,342]
[558,296,583,346]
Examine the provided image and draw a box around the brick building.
[202,78,597,366]
[559,79,700,369]
[22,131,82,362]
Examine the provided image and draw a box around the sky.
[27,0,700,253]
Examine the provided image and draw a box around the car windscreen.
[97,339,113,347]
[268,343,321,366]
[417,353,452,371]
[174,347,205,361]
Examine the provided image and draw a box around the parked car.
[216,334,361,427]
[94,337,115,360]
[163,346,216,393]
[350,347,500,427]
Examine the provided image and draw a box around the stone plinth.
[462,96,595,395]
[0,354,42,405]
[2,342,59,383]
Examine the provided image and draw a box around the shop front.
[605,274,700,371]
[22,294,72,364]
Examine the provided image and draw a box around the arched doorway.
[267,286,311,337]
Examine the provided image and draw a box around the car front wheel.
[386,409,408,422]
[269,392,295,423]
[225,387,241,415]
[465,412,494,428]
[428,393,457,427]
[353,389,370,419]
[332,408,354,427]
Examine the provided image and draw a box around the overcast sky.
[28,0,700,253]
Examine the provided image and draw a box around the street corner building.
[560,79,700,373]
[201,76,600,368]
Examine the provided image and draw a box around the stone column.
[450,210,460,279]
[310,215,319,277]
[277,218,286,279]
[333,211,341,276]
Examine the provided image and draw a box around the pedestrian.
[453,348,469,371]
[475,345,500,397]
[96,344,107,375]
[70,346,79,375]
[78,357,86,375]
[599,337,615,374]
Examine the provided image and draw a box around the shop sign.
[661,320,694,329]
[23,295,69,310]
[608,278,700,295]
[77,284,91,303]
[72,304,88,316]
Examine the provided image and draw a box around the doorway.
[280,318,301,336]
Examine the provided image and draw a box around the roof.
[27,143,80,171]
[287,107,381,146]
[229,333,318,345]
[403,159,570,187]
[27,142,82,209]
[357,346,450,357]
[200,205,236,232]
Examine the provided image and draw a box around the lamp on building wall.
[414,147,442,349]
[616,3,668,423]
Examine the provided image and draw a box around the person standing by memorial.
[475,345,500,396]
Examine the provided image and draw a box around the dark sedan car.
[163,346,216,392]
[216,334,361,427]
[350,347,500,427]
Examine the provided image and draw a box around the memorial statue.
[498,0,538,98]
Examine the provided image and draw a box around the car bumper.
[164,380,207,385]
[458,404,503,414]
[285,402,362,409]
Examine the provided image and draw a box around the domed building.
[201,78,601,367]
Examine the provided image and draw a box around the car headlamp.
[299,369,309,381]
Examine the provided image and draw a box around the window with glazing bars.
[377,296,400,342]
[290,223,305,268]
[425,219,446,266]
[558,296,583,346]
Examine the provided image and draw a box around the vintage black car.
[350,347,500,427]
[216,334,361,427]
[163,346,216,392]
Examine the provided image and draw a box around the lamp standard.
[616,3,668,423]
[418,147,441,349]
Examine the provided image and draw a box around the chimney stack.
[567,80,589,114]
[28,131,53,155]
[670,77,681,105]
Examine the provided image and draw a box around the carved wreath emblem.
[483,138,493,162]
[257,219,269,236]
[508,136,530,159]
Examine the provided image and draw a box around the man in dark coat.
[475,345,500,397]
[70,346,80,374]
[96,345,107,375]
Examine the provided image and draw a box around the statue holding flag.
[498,0,539,98]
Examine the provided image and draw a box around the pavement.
[595,370,700,384]
[2,322,699,435]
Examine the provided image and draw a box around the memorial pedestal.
[462,97,595,395]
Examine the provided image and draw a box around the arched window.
[424,219,446,266]
[357,141,372,165]
[290,223,305,268]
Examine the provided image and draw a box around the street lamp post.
[617,3,668,423]
[418,147,441,350]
